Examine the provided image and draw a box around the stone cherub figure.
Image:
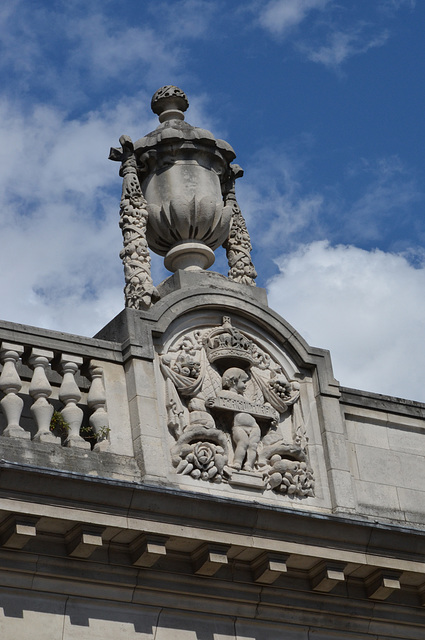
[220,367,261,472]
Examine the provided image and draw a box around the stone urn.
[132,86,237,272]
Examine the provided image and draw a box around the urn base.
[164,241,215,272]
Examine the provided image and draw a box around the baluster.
[59,355,90,450]
[88,362,110,452]
[0,343,29,439]
[29,348,58,443]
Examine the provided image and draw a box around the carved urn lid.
[133,86,236,165]
[150,85,189,121]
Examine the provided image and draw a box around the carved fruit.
[269,472,283,489]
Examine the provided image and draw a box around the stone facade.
[0,88,424,639]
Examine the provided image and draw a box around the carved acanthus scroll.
[223,165,257,287]
[160,317,315,498]
[114,135,159,310]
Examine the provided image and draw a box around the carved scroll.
[223,165,257,287]
[114,135,159,310]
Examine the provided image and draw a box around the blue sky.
[1,0,424,400]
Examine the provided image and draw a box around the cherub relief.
[160,318,315,498]
[220,367,261,472]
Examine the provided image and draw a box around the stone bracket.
[366,570,401,600]
[251,552,288,584]
[192,544,230,576]
[0,515,38,549]
[131,534,168,567]
[66,525,104,558]
[310,561,346,593]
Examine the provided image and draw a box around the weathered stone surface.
[156,268,267,305]
[0,436,141,482]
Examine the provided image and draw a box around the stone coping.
[341,386,425,418]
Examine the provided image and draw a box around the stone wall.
[342,388,425,526]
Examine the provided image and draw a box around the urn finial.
[111,86,257,286]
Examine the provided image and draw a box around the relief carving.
[112,135,159,310]
[223,165,257,287]
[160,318,315,498]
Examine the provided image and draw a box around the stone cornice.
[0,460,424,565]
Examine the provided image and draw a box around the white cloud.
[67,14,182,84]
[0,82,218,337]
[238,149,422,257]
[0,94,158,337]
[303,27,389,69]
[237,145,324,251]
[256,0,412,68]
[268,241,425,401]
[0,0,230,338]
[259,0,331,37]
[0,3,189,108]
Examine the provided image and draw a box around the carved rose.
[175,442,225,482]
[193,442,215,468]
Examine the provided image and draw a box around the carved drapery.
[116,135,159,310]
[160,318,314,498]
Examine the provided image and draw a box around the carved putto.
[160,318,314,498]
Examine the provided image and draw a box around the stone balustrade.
[0,310,151,485]
[0,341,110,451]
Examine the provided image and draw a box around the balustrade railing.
[0,341,110,452]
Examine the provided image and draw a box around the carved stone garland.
[223,165,257,287]
[115,135,159,310]
[160,318,314,498]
